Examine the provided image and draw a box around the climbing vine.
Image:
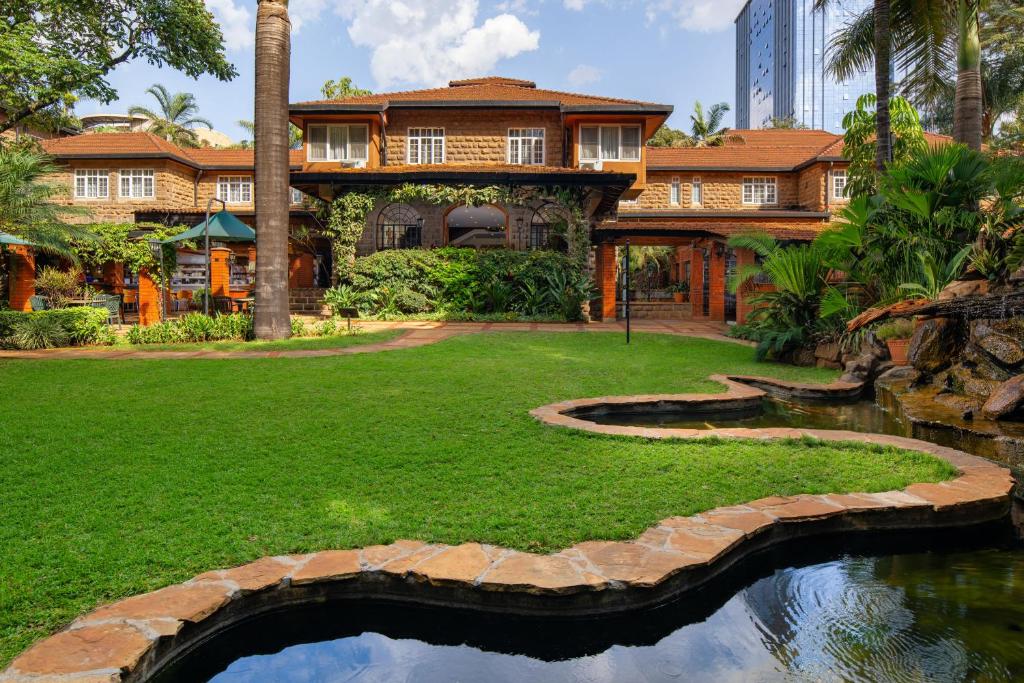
[322,183,591,281]
[71,222,192,285]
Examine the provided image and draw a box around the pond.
[154,533,1024,683]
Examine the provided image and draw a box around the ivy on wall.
[71,222,192,285]
[322,183,592,281]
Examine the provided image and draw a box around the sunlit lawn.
[0,332,954,665]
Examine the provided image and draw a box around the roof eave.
[561,104,674,115]
[616,210,831,219]
[48,151,199,169]
[646,164,798,172]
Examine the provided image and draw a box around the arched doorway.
[377,203,423,250]
[444,204,508,248]
[528,202,569,252]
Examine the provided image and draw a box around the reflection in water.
[205,549,1024,683]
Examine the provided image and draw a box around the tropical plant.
[874,318,915,341]
[0,144,93,255]
[841,94,927,197]
[688,101,730,147]
[128,84,213,147]
[12,314,69,349]
[898,246,973,299]
[253,0,293,340]
[766,116,809,129]
[647,124,691,147]
[34,266,82,308]
[320,76,372,100]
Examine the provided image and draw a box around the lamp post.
[147,239,166,323]
[204,197,227,315]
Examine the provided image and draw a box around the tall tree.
[647,124,691,147]
[253,0,292,340]
[128,85,213,147]
[0,0,236,134]
[873,0,893,168]
[953,0,983,149]
[689,101,730,147]
[320,77,372,100]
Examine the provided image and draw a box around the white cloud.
[567,64,602,87]
[564,0,588,9]
[644,0,747,32]
[205,0,254,51]
[288,0,540,89]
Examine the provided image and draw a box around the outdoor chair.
[29,295,48,311]
[100,294,122,324]
[213,296,234,314]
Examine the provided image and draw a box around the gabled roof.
[291,76,672,114]
[646,129,846,172]
[41,133,304,170]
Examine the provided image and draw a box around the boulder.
[938,279,989,301]
[961,344,1015,383]
[815,342,842,363]
[982,375,1024,420]
[908,318,963,374]
[946,364,1002,400]
[970,319,1024,368]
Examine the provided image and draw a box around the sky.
[79,0,749,144]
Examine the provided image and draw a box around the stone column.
[138,267,161,326]
[596,242,617,322]
[210,247,231,297]
[8,246,35,312]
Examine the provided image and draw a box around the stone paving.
[0,320,742,361]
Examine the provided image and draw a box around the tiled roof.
[646,129,844,171]
[42,133,304,169]
[293,76,667,109]
[603,216,832,241]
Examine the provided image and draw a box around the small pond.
[154,533,1024,683]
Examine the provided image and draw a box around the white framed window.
[290,187,304,204]
[407,128,444,165]
[74,169,109,199]
[579,125,642,163]
[742,176,777,205]
[118,169,155,199]
[670,176,681,205]
[832,169,848,199]
[691,176,702,206]
[306,124,369,162]
[217,176,252,204]
[507,128,545,165]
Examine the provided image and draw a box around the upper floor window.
[742,176,777,205]
[579,125,641,163]
[832,169,848,199]
[670,176,681,205]
[74,169,108,199]
[119,169,154,199]
[508,128,544,165]
[407,128,444,165]
[691,176,702,206]
[217,176,252,204]
[307,124,369,162]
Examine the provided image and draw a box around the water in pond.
[583,397,911,435]
[160,540,1024,683]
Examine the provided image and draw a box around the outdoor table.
[232,297,255,313]
[63,298,102,307]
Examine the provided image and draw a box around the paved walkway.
[0,320,744,360]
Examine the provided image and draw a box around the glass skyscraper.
[735,0,891,132]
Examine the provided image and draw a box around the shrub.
[12,315,69,349]
[0,308,113,348]
[177,312,216,342]
[290,317,307,337]
[34,266,82,308]
[875,318,916,341]
[125,313,253,345]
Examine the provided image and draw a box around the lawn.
[113,328,399,353]
[0,332,955,666]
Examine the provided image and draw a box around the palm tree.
[128,85,213,148]
[236,119,303,149]
[0,146,91,255]
[253,0,292,340]
[954,0,983,149]
[689,101,730,147]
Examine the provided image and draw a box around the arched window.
[445,204,507,248]
[529,202,569,252]
[376,203,422,250]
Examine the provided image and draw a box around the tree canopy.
[320,77,372,100]
[0,0,237,134]
[128,85,213,147]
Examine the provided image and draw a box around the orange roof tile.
[646,129,845,171]
[293,77,668,109]
[186,148,304,168]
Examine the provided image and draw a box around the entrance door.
[724,248,737,323]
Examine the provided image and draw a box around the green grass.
[112,329,400,353]
[0,332,955,666]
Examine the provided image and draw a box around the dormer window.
[307,124,369,162]
[579,125,641,163]
[508,128,544,165]
[407,128,444,165]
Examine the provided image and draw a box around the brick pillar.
[102,262,124,294]
[734,248,755,324]
[288,252,314,289]
[690,247,705,317]
[8,246,35,312]
[596,242,617,322]
[708,245,726,322]
[210,247,231,297]
[138,267,161,326]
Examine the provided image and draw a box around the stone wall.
[635,171,800,210]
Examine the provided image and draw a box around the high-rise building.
[735,0,890,132]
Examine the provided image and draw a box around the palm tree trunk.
[953,0,983,150]
[874,0,892,170]
[254,0,292,339]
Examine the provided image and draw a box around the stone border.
[3,391,1014,681]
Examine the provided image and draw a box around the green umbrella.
[163,210,256,243]
[0,231,32,246]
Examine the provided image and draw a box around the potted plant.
[875,319,916,366]
[669,281,690,303]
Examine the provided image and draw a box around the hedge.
[0,308,114,348]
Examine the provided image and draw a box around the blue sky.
[80,0,748,143]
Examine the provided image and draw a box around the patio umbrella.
[0,231,32,246]
[163,210,256,243]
